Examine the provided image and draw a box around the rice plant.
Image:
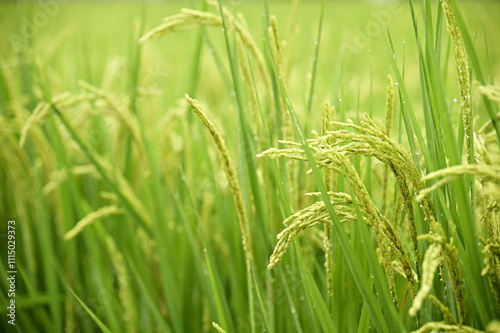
[0,0,499,332]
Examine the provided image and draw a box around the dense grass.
[1,0,499,332]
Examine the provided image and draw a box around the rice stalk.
[43,165,100,195]
[106,236,137,333]
[441,0,473,164]
[208,0,271,95]
[326,116,435,224]
[322,100,335,307]
[382,75,395,215]
[19,93,97,147]
[185,94,258,331]
[428,294,457,325]
[481,238,500,309]
[94,153,153,228]
[410,222,465,324]
[184,94,253,268]
[236,32,264,151]
[479,85,500,106]
[478,85,500,137]
[481,175,500,308]
[140,2,271,97]
[63,205,124,241]
[408,242,443,317]
[267,192,357,269]
[268,14,296,207]
[19,101,52,147]
[268,15,285,81]
[49,102,153,232]
[474,132,494,166]
[261,113,429,276]
[78,81,147,165]
[0,115,38,273]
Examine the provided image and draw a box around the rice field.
[1,0,500,332]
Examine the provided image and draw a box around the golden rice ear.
[19,92,85,148]
[78,81,147,169]
[410,221,465,324]
[478,85,500,137]
[417,164,500,202]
